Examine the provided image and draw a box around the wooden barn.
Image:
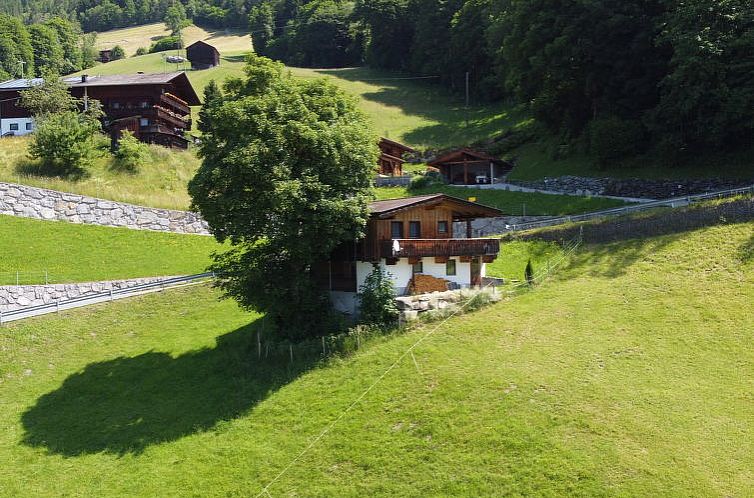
[64,72,201,149]
[428,148,513,185]
[377,137,415,176]
[98,49,112,63]
[186,41,220,69]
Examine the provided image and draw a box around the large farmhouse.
[317,194,502,315]
[0,72,201,148]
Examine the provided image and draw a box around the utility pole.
[17,60,25,79]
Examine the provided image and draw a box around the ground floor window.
[412,261,423,274]
[446,259,456,276]
[9,123,18,131]
[25,122,32,130]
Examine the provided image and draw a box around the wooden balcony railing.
[379,238,500,259]
[159,93,191,115]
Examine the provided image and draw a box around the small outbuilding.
[428,148,513,185]
[186,40,220,70]
[98,49,112,63]
[377,137,415,176]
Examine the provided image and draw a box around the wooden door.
[470,257,482,287]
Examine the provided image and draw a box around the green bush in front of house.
[358,265,399,327]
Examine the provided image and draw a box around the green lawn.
[1,221,751,496]
[375,184,628,216]
[0,215,220,284]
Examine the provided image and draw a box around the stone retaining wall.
[0,276,181,312]
[508,175,753,200]
[374,175,412,187]
[0,182,210,235]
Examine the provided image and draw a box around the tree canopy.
[189,53,377,339]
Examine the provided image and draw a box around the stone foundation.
[396,287,501,321]
[0,182,210,234]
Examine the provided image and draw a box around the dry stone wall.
[0,182,210,235]
[0,276,181,312]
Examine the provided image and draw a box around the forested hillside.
[1,0,753,173]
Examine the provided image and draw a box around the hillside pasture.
[0,215,219,284]
[94,23,252,56]
[0,221,752,496]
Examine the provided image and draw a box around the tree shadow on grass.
[740,233,754,263]
[309,67,519,148]
[15,159,89,181]
[21,321,316,457]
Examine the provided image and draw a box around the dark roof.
[186,40,220,54]
[63,72,201,106]
[428,148,512,167]
[379,137,416,153]
[369,193,502,219]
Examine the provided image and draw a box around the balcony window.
[438,220,448,234]
[409,221,421,239]
[412,261,423,274]
[140,118,149,127]
[111,102,121,109]
[391,221,403,239]
[446,259,456,276]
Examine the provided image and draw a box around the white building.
[0,78,42,137]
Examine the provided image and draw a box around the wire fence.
[0,271,54,286]
[506,185,754,232]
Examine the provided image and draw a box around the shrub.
[134,47,148,57]
[525,259,534,285]
[113,131,149,172]
[110,45,125,60]
[408,170,444,191]
[358,265,399,326]
[28,110,103,176]
[588,116,645,168]
[150,36,182,53]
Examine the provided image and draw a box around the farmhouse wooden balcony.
[160,93,191,115]
[379,238,500,259]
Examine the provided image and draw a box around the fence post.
[56,300,60,313]
[0,311,3,325]
[110,289,113,301]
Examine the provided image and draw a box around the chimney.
[81,74,88,83]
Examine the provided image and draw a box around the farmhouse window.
[9,123,18,131]
[412,261,423,274]
[409,221,421,238]
[25,122,32,130]
[111,102,120,109]
[391,221,403,239]
[446,259,456,276]
[140,118,149,127]
[438,221,448,234]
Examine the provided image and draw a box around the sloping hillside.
[1,220,751,496]
[95,23,251,56]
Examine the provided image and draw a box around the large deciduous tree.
[189,54,378,340]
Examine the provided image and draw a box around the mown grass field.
[375,184,628,216]
[0,215,220,284]
[94,22,252,56]
[1,220,751,496]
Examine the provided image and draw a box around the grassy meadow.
[0,215,219,284]
[94,22,252,56]
[0,220,751,496]
[0,136,199,210]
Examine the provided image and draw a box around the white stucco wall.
[1,117,33,136]
[334,257,487,316]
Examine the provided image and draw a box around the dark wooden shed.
[378,137,415,176]
[186,40,220,70]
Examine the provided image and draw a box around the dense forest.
[1,0,753,161]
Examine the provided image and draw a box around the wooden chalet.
[186,41,220,70]
[318,194,502,313]
[377,137,415,176]
[64,72,201,149]
[99,49,113,63]
[428,148,513,185]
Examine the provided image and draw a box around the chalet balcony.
[159,93,191,115]
[154,107,191,129]
[379,238,499,259]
